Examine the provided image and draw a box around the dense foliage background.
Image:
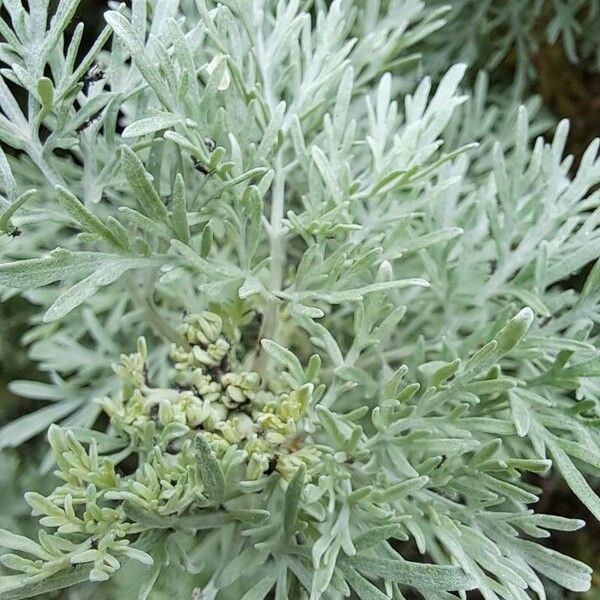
[1,0,600,598]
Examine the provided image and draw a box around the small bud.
[158,400,174,425]
[377,260,393,282]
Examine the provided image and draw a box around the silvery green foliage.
[422,0,600,92]
[0,1,600,599]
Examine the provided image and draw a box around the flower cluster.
[103,312,317,481]
[0,314,321,592]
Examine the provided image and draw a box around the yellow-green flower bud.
[158,400,175,426]
[178,312,223,346]
[191,370,222,401]
[207,338,230,362]
[223,383,245,408]
[220,371,260,408]
[203,401,228,431]
[118,338,148,393]
[246,452,270,480]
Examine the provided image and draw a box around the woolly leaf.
[260,339,305,383]
[284,464,305,539]
[195,434,225,505]
[0,565,93,600]
[546,436,600,521]
[55,186,125,249]
[121,146,170,225]
[43,257,160,321]
[347,556,477,591]
[0,189,36,232]
[122,113,181,138]
[172,173,190,244]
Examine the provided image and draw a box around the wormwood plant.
[1,0,600,598]
[423,0,600,94]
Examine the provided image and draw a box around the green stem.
[255,152,287,371]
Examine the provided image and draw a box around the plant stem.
[255,151,286,371]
